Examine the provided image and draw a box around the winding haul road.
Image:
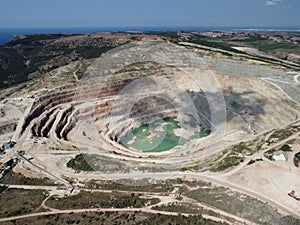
[0,184,256,225]
[11,127,300,222]
[0,207,235,224]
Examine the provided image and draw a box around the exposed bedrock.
[31,108,57,137]
[105,91,212,145]
[22,87,77,135]
[55,106,74,139]
[22,104,45,135]
[41,110,59,137]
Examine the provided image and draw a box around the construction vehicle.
[288,190,300,201]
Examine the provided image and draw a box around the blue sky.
[0,0,299,28]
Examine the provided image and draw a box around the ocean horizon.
[0,26,299,46]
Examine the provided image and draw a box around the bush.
[280,144,292,152]
[67,154,94,172]
[294,152,300,167]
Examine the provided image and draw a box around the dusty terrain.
[1,32,300,224]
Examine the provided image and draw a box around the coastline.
[1,26,300,46]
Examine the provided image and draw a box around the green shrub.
[280,144,292,152]
[67,154,94,172]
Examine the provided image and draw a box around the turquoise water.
[121,117,181,152]
[121,117,210,152]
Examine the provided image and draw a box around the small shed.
[272,153,286,161]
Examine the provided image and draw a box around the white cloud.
[265,0,282,6]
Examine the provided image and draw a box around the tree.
[280,144,291,152]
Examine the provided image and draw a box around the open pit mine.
[1,32,300,224]
[1,39,298,175]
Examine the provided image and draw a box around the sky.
[0,0,299,28]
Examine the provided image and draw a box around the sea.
[0,26,299,46]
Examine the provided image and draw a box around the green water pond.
[121,117,210,152]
